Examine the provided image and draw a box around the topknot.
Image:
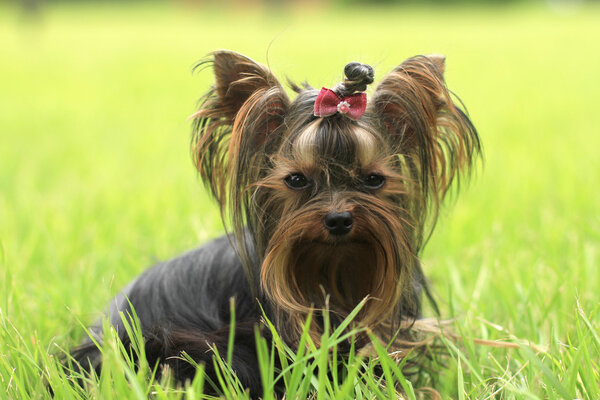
[334,62,375,98]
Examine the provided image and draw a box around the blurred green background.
[1,0,600,397]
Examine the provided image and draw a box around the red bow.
[313,87,367,120]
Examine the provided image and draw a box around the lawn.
[1,2,599,398]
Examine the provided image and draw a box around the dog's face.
[257,104,414,335]
[191,51,479,342]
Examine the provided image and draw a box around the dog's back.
[70,235,265,394]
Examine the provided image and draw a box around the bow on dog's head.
[313,88,367,120]
[191,50,480,344]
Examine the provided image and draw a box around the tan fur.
[191,51,480,347]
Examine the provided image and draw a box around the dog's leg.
[144,321,269,398]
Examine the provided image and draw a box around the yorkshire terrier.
[70,50,480,396]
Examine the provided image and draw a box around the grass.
[1,1,600,398]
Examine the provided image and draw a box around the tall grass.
[1,2,599,398]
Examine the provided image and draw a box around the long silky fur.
[69,51,480,398]
[191,51,290,289]
[191,52,480,345]
[371,56,480,250]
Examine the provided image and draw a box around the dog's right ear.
[191,51,289,206]
[210,51,285,124]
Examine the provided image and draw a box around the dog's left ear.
[191,51,289,205]
[370,54,480,203]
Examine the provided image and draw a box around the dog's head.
[191,51,480,342]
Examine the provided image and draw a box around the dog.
[69,50,480,396]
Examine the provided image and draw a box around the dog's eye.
[363,174,385,189]
[284,173,310,190]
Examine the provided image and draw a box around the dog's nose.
[323,211,353,236]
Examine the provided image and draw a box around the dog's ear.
[371,55,451,153]
[424,53,446,75]
[191,50,289,205]
[210,51,286,126]
[371,55,480,244]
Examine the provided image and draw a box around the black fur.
[70,236,273,397]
